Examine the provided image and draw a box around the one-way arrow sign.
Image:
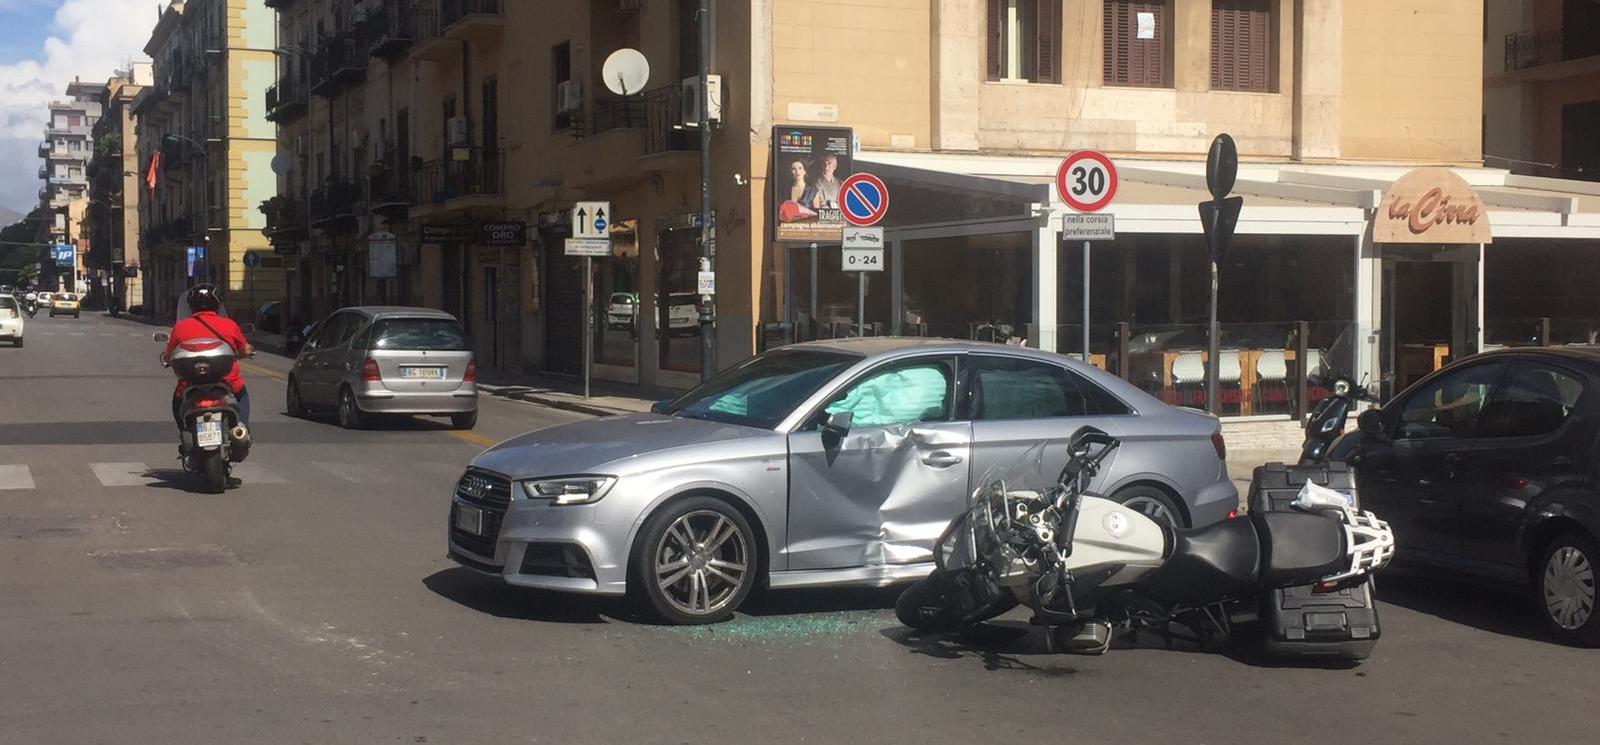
[574,201,611,239]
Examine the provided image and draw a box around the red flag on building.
[146,150,161,193]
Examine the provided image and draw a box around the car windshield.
[661,349,860,429]
[370,318,469,351]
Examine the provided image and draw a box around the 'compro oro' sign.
[1375,167,1492,244]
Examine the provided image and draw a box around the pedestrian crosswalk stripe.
[0,465,35,490]
[90,462,157,488]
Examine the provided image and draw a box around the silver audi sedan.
[448,338,1237,624]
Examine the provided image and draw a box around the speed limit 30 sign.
[1056,150,1119,213]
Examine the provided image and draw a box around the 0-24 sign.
[1056,150,1119,213]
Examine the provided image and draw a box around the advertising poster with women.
[773,126,853,243]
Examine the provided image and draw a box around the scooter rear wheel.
[199,452,227,494]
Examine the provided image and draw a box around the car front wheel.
[1538,531,1600,647]
[630,497,757,625]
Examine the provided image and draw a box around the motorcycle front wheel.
[199,452,227,494]
[895,568,1017,632]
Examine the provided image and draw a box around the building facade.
[1486,0,1600,182]
[253,1,1600,423]
[87,65,153,312]
[134,0,285,322]
[38,80,102,293]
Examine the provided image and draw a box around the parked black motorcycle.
[1299,375,1378,464]
[896,428,1395,658]
[154,331,253,493]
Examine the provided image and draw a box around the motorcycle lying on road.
[153,330,253,494]
[896,427,1395,659]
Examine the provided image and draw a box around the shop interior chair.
[1218,348,1243,414]
[1170,350,1206,407]
[1255,348,1290,415]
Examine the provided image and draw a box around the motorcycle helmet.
[186,283,222,313]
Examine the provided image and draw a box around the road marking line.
[230,462,288,484]
[448,430,496,448]
[90,462,157,488]
[0,465,35,490]
[240,362,288,382]
[99,333,113,337]
[69,332,84,337]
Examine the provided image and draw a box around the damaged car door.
[785,355,970,570]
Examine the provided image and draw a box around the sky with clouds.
[0,0,157,215]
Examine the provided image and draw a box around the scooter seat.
[1252,511,1347,587]
[1138,518,1260,605]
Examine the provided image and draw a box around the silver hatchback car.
[287,306,478,429]
[448,338,1236,624]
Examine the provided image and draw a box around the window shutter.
[1104,0,1170,87]
[1212,0,1273,92]
[1035,0,1061,83]
[987,0,1003,81]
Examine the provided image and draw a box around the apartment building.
[256,1,1600,416]
[1486,0,1600,182]
[37,80,102,292]
[134,0,284,321]
[86,65,153,312]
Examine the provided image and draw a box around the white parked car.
[0,295,24,347]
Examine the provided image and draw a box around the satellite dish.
[602,48,650,96]
[270,153,293,175]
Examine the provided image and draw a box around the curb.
[479,387,638,418]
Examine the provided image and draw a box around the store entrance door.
[1380,245,1480,395]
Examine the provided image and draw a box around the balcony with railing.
[310,32,367,98]
[1505,26,1600,75]
[442,0,503,43]
[262,195,310,243]
[263,0,300,9]
[410,1,450,62]
[576,84,700,176]
[365,0,416,59]
[411,147,503,213]
[368,147,414,212]
[310,180,362,230]
[37,141,49,158]
[266,76,309,123]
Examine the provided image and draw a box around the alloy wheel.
[1543,545,1596,631]
[1120,495,1177,527]
[654,510,749,617]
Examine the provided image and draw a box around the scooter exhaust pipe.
[230,425,252,463]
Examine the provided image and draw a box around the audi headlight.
[519,476,617,505]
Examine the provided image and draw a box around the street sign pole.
[858,271,865,336]
[583,256,593,399]
[1202,133,1240,415]
[1083,240,1091,360]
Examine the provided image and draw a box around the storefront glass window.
[657,225,702,375]
[1059,235,1355,417]
[901,234,1032,343]
[593,224,639,371]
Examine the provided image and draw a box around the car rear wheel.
[1112,485,1185,528]
[1537,531,1600,647]
[337,388,365,430]
[631,497,757,625]
[286,378,306,418]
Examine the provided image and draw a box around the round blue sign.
[243,251,262,269]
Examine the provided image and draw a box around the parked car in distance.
[447,337,1236,624]
[286,306,478,430]
[667,292,698,336]
[49,292,80,318]
[606,292,638,330]
[0,295,24,346]
[1340,348,1600,646]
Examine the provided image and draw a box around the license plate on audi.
[401,366,446,380]
[454,504,484,535]
[195,418,223,448]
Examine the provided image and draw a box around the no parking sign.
[840,173,890,227]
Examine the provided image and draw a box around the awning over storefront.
[857,151,1600,241]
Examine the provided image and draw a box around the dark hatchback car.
[1341,348,1600,645]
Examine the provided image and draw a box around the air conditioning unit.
[557,80,583,115]
[446,116,469,146]
[681,74,723,127]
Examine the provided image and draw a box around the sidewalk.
[473,372,664,418]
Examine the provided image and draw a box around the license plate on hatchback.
[454,504,484,535]
[401,366,446,380]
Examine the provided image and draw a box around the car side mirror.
[152,331,170,343]
[1358,408,1386,438]
[822,411,853,440]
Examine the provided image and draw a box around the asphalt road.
[2,312,1596,745]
